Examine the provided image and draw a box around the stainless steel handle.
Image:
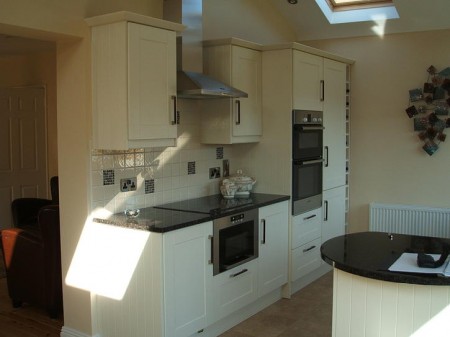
[324,200,329,221]
[303,245,316,253]
[320,80,324,101]
[325,146,329,167]
[235,100,241,125]
[208,235,214,265]
[230,268,248,278]
[299,125,325,131]
[295,159,325,166]
[171,95,177,125]
[261,219,266,244]
[304,214,317,221]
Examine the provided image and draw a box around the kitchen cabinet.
[87,13,184,150]
[322,185,346,245]
[292,51,324,111]
[258,201,289,297]
[201,38,262,144]
[323,59,347,191]
[163,222,213,337]
[208,259,258,324]
[291,207,323,281]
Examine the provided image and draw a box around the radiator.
[369,202,450,238]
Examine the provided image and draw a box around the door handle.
[261,219,266,244]
[320,80,324,101]
[325,146,329,167]
[235,99,241,125]
[171,95,177,125]
[324,200,329,221]
[304,214,317,221]
[303,245,316,253]
[230,269,248,278]
[208,235,214,265]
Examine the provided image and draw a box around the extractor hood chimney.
[163,0,248,99]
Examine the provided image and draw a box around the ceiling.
[269,0,450,41]
[1,0,450,55]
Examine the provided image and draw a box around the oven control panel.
[231,213,245,223]
[293,110,323,125]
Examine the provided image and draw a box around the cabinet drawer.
[291,238,322,281]
[208,259,258,324]
[292,208,322,249]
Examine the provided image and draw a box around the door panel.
[0,86,48,229]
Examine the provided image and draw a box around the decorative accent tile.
[188,161,196,175]
[102,169,115,186]
[145,179,155,194]
[216,147,224,159]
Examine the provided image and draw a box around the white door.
[0,86,48,229]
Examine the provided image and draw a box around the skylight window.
[315,0,399,24]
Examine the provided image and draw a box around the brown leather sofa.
[1,204,63,318]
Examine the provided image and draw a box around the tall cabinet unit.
[257,43,353,294]
[201,38,263,144]
[87,13,184,150]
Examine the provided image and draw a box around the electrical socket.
[120,177,137,192]
[209,167,221,179]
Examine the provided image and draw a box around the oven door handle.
[208,235,214,265]
[293,159,324,166]
[294,125,325,131]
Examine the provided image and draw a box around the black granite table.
[321,231,450,285]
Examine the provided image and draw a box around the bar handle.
[261,219,266,244]
[325,146,329,167]
[320,80,324,101]
[208,235,214,265]
[324,200,329,221]
[230,269,248,278]
[303,245,316,253]
[171,95,177,125]
[235,100,241,125]
[304,214,317,221]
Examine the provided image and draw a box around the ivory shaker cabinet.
[201,38,263,144]
[86,12,184,150]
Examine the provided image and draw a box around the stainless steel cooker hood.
[177,70,248,99]
[165,0,248,99]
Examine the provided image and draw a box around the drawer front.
[208,259,258,324]
[292,208,322,249]
[291,238,322,281]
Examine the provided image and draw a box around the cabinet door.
[231,46,262,137]
[323,59,347,190]
[128,23,177,142]
[258,201,289,297]
[208,260,258,324]
[322,186,346,244]
[292,51,324,111]
[163,222,213,337]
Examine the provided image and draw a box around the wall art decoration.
[405,65,450,156]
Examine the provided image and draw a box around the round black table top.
[321,231,450,285]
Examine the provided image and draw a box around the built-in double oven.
[292,110,324,216]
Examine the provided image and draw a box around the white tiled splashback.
[90,100,242,214]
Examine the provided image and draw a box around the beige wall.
[0,0,162,335]
[0,51,58,180]
[203,0,296,44]
[305,29,450,233]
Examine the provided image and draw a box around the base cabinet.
[322,186,346,245]
[208,260,258,324]
[258,201,289,297]
[163,222,213,337]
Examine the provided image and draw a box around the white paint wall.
[305,29,450,233]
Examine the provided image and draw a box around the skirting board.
[61,326,100,337]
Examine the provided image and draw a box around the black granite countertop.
[94,193,289,233]
[321,231,450,285]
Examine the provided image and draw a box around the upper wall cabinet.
[201,38,262,144]
[293,52,324,111]
[86,12,184,150]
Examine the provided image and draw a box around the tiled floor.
[219,272,333,337]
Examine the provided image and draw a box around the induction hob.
[154,194,255,217]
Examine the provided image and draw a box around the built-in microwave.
[211,208,258,276]
[292,110,324,216]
